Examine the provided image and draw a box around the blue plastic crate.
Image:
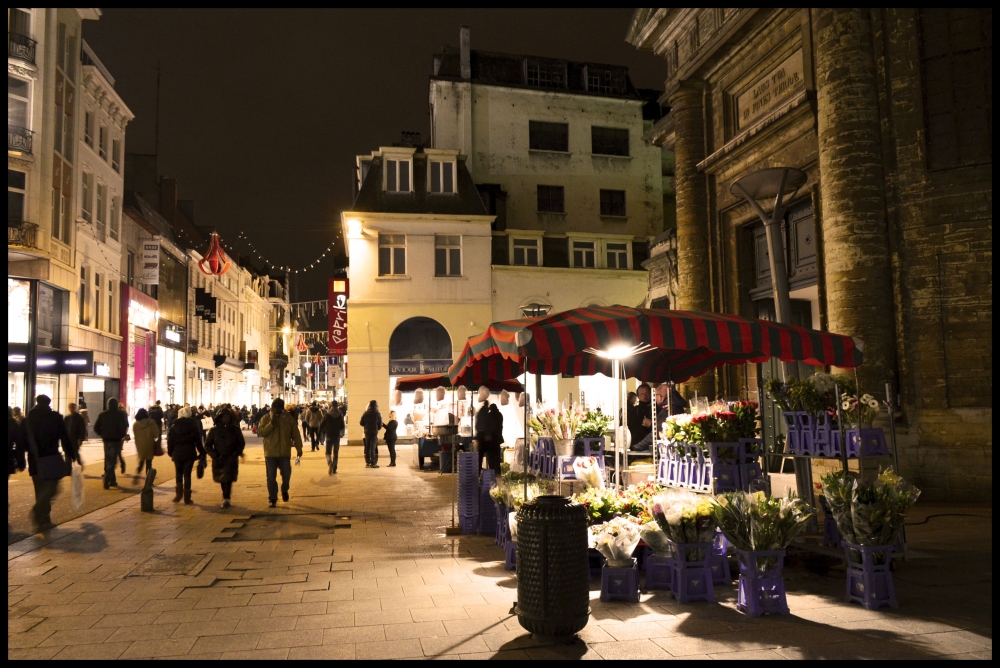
[459,513,479,535]
[601,559,640,602]
[644,554,673,590]
[843,542,897,610]
[735,549,789,617]
[668,541,716,604]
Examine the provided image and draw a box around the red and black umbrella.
[395,372,523,393]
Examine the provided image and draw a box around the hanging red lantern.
[295,334,307,353]
[198,233,232,276]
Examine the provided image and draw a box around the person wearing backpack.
[93,397,129,489]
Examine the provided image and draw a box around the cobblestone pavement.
[7,436,993,660]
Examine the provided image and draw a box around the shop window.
[592,127,629,156]
[512,238,540,266]
[428,160,455,193]
[384,158,411,193]
[378,233,406,276]
[529,121,569,152]
[572,240,596,268]
[606,242,629,269]
[919,8,992,170]
[600,189,626,217]
[537,185,565,213]
[435,235,462,277]
[8,169,26,222]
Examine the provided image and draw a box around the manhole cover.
[214,513,350,542]
[127,553,211,577]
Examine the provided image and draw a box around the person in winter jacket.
[93,397,129,489]
[148,400,165,432]
[9,407,27,478]
[23,395,78,530]
[257,398,303,507]
[132,408,159,475]
[359,400,383,468]
[205,405,246,508]
[305,402,324,452]
[167,406,206,504]
[319,401,345,475]
[384,411,398,467]
[64,403,88,464]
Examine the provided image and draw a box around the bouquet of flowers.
[639,522,672,557]
[572,456,605,489]
[821,469,919,557]
[649,491,717,561]
[577,408,612,438]
[619,481,663,522]
[711,491,815,572]
[573,486,620,524]
[841,393,881,425]
[765,373,841,423]
[527,406,584,440]
[488,484,506,505]
[592,516,643,567]
[730,402,760,440]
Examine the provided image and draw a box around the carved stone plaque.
[737,50,805,129]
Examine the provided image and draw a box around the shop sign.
[737,50,804,129]
[127,291,159,331]
[328,278,348,355]
[95,362,111,377]
[7,344,94,374]
[158,320,186,351]
[140,240,161,285]
[195,288,217,323]
[389,359,452,375]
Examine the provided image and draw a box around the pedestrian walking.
[22,395,79,531]
[319,401,345,475]
[257,398,303,507]
[167,406,205,504]
[485,403,504,475]
[305,402,323,452]
[384,411,398,467]
[64,403,88,464]
[359,400,383,468]
[205,405,245,508]
[132,408,159,475]
[475,401,497,474]
[9,406,27,481]
[12,406,24,424]
[93,397,129,489]
[149,400,164,432]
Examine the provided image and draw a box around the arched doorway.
[388,317,452,376]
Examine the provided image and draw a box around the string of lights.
[231,230,341,275]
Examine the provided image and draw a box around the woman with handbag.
[22,395,78,531]
[132,408,159,476]
[205,405,245,508]
[167,407,206,505]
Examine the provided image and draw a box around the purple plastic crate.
[459,514,479,535]
[644,554,673,590]
[668,541,716,604]
[709,533,732,585]
[782,412,803,455]
[495,503,509,547]
[819,497,842,548]
[845,428,889,458]
[504,540,517,571]
[588,549,606,578]
[735,549,789,617]
[601,559,640,602]
[843,542,898,610]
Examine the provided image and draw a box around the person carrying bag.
[22,395,78,531]
[93,397,129,489]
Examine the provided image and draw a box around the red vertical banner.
[328,278,349,355]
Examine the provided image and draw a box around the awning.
[213,355,245,373]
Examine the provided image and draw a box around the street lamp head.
[518,302,552,318]
[282,326,291,335]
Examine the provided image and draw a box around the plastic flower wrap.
[821,468,919,562]
[527,406,584,440]
[649,490,717,561]
[488,484,506,505]
[509,512,519,542]
[592,516,642,567]
[711,491,815,572]
[639,522,672,557]
[572,456,604,489]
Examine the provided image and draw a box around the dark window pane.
[399,161,410,191]
[591,127,629,156]
[8,169,26,189]
[393,247,405,275]
[435,248,446,276]
[449,248,461,275]
[379,247,391,275]
[513,247,524,265]
[600,189,626,216]
[527,247,538,265]
[386,159,397,191]
[430,162,441,192]
[529,121,569,152]
[8,191,25,220]
[537,185,565,213]
[443,162,454,193]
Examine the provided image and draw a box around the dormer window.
[385,158,411,193]
[428,160,455,194]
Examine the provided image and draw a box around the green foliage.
[820,469,920,553]
[577,408,612,438]
[711,491,815,571]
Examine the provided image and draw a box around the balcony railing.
[8,124,33,154]
[8,32,36,64]
[8,220,39,249]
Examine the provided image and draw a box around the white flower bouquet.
[572,456,605,489]
[592,516,642,567]
[649,490,717,562]
[841,393,882,425]
[639,522,672,558]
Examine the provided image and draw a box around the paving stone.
[321,624,386,644]
[420,634,492,656]
[356,638,424,659]
[50,641,133,660]
[105,624,179,643]
[120,637,199,659]
[288,644,357,659]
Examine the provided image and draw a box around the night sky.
[83,9,667,301]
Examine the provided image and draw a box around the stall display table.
[656,439,764,493]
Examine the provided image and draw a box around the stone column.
[813,9,897,390]
[669,80,714,398]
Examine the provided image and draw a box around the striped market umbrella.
[395,372,523,393]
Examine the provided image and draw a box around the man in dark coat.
[628,384,653,447]
[23,395,78,530]
[93,397,129,489]
[167,406,206,504]
[319,401,345,475]
[9,407,27,478]
[359,400,383,468]
[205,406,245,508]
[632,383,689,452]
[149,400,165,432]
[65,403,88,462]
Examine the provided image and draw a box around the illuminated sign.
[7,345,94,374]
[328,278,348,355]
[95,363,111,377]
[129,298,159,330]
[141,240,160,285]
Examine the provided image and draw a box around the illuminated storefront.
[156,320,186,406]
[120,285,158,413]
[8,278,71,411]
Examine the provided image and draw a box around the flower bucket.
[504,540,517,571]
[735,549,789,617]
[644,553,673,591]
[667,541,716,604]
[843,541,898,610]
[601,558,639,602]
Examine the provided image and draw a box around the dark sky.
[83,9,667,301]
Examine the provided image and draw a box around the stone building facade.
[628,8,992,500]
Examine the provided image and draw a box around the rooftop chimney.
[460,25,471,80]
